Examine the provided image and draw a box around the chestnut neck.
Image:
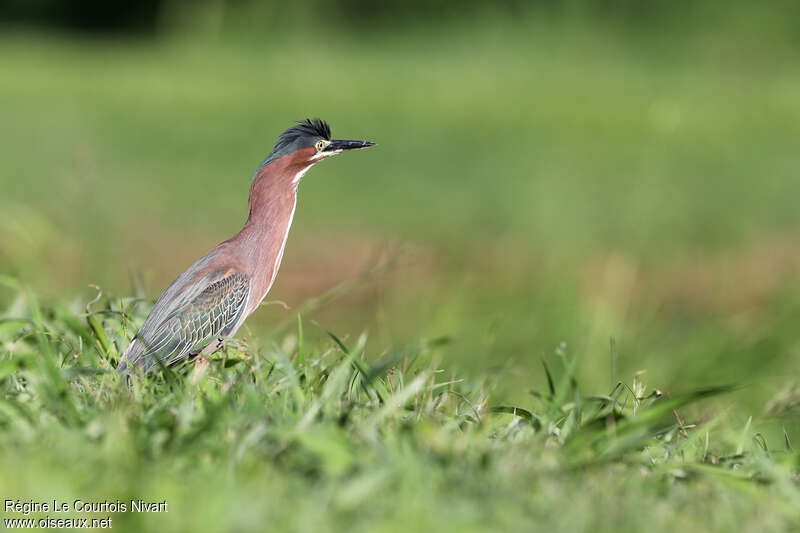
[227,149,314,305]
[242,148,313,227]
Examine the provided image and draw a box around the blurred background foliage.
[1,0,800,423]
[3,0,800,38]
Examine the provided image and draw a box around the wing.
[119,272,250,375]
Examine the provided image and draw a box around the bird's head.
[251,118,375,185]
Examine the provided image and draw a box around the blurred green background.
[2,0,800,414]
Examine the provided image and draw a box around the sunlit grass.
[1,279,799,532]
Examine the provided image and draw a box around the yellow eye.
[316,140,326,151]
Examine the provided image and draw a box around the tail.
[117,336,180,377]
[117,338,139,376]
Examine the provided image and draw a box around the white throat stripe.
[293,165,313,184]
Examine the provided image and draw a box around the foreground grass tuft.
[0,278,799,532]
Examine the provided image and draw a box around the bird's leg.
[191,337,226,368]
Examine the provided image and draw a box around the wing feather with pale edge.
[119,271,249,374]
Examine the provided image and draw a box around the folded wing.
[119,270,250,375]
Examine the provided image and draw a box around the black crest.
[272,118,331,153]
[251,118,332,181]
[294,118,331,140]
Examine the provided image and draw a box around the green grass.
[1,279,799,532]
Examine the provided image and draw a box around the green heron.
[118,119,375,376]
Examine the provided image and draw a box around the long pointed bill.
[326,139,376,152]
